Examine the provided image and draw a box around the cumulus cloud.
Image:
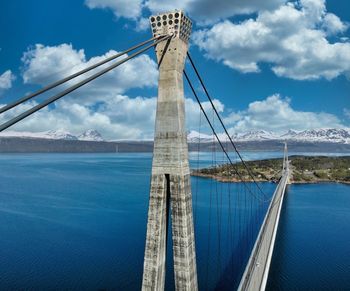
[16,42,224,139]
[0,42,162,139]
[84,0,350,80]
[194,0,350,80]
[322,13,348,35]
[146,0,286,24]
[1,84,345,139]
[0,94,224,140]
[0,70,16,94]
[225,94,345,133]
[85,0,286,25]
[4,41,224,139]
[0,97,155,140]
[85,0,143,19]
[85,0,150,30]
[21,43,158,104]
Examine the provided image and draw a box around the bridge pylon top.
[150,10,192,43]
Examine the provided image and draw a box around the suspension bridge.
[0,10,290,291]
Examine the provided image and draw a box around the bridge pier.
[142,11,197,291]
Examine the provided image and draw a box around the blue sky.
[0,0,349,139]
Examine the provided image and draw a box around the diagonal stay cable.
[186,52,268,200]
[0,35,167,115]
[0,35,172,132]
[184,70,271,203]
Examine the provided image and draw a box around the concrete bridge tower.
[141,11,198,291]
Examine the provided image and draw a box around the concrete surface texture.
[142,11,198,291]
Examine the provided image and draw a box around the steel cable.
[184,70,271,203]
[0,35,172,132]
[0,35,167,115]
[186,53,269,201]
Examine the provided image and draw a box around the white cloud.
[322,13,348,35]
[0,90,346,139]
[193,0,350,80]
[22,44,85,84]
[146,0,286,24]
[135,17,150,31]
[0,42,162,139]
[21,43,158,104]
[84,0,286,25]
[0,94,224,140]
[0,70,16,94]
[0,97,155,140]
[344,108,350,119]
[83,0,350,80]
[300,0,326,24]
[85,0,149,30]
[185,97,224,132]
[225,94,345,133]
[4,40,224,139]
[85,0,143,19]
[2,38,225,139]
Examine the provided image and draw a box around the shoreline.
[191,155,350,185]
[191,172,350,185]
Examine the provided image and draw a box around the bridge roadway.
[238,168,289,291]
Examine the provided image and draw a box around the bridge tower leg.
[142,11,197,291]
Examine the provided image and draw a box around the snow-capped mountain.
[0,129,104,141]
[280,129,299,138]
[235,130,278,141]
[78,130,104,141]
[187,128,350,144]
[288,128,350,143]
[187,130,229,143]
[45,130,78,140]
[1,128,349,144]
[187,130,279,143]
[187,130,213,143]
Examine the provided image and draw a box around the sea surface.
[0,152,349,290]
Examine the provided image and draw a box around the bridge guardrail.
[238,170,289,291]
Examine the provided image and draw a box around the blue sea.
[0,152,349,290]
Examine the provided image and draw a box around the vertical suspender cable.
[184,70,269,203]
[186,53,268,201]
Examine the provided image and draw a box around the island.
[191,156,350,184]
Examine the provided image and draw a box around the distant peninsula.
[191,156,350,184]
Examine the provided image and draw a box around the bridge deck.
[238,170,289,291]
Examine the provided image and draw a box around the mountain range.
[188,128,350,144]
[0,129,104,142]
[0,128,350,144]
